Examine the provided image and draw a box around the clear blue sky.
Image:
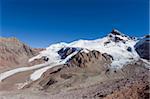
[1,0,149,48]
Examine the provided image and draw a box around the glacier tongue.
[30,51,79,81]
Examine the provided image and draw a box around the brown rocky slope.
[24,50,149,99]
[0,37,44,72]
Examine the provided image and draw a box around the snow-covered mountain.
[27,30,149,99]
[29,29,139,69]
[1,29,149,82]
[22,29,143,81]
[0,29,149,99]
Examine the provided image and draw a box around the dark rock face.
[102,53,114,61]
[145,35,150,38]
[108,29,130,43]
[134,36,150,60]
[127,47,132,52]
[111,29,122,35]
[58,47,82,59]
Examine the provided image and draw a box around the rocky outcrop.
[108,29,131,43]
[67,50,112,67]
[134,35,150,60]
[58,47,82,59]
[111,29,123,35]
[0,37,43,68]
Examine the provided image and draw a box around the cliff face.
[134,35,150,60]
[0,37,43,69]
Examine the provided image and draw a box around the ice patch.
[0,63,49,82]
[30,51,79,81]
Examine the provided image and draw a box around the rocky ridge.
[0,37,44,71]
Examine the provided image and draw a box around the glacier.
[0,30,141,82]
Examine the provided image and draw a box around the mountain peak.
[111,29,123,35]
[107,29,131,42]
